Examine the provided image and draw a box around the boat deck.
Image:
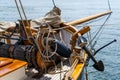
[0,57,27,80]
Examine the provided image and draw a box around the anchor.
[78,36,104,71]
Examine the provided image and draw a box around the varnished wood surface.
[0,57,27,77]
[0,58,13,68]
[67,10,112,26]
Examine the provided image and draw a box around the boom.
[67,10,112,26]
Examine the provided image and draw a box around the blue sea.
[0,0,120,80]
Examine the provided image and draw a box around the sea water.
[0,0,120,80]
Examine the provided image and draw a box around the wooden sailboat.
[0,0,114,80]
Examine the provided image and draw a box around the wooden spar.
[67,10,112,26]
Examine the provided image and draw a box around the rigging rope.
[14,0,25,26]
[108,0,111,10]
[19,0,32,29]
[14,0,47,72]
[91,0,112,44]
[87,0,112,48]
[52,0,56,7]
[87,13,111,47]
[19,0,27,20]
[15,0,33,38]
[95,14,111,41]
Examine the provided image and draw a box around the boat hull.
[0,66,27,80]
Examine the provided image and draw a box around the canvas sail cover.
[31,7,62,28]
[0,21,15,32]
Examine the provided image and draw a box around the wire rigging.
[108,0,111,10]
[88,13,111,47]
[87,0,112,48]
